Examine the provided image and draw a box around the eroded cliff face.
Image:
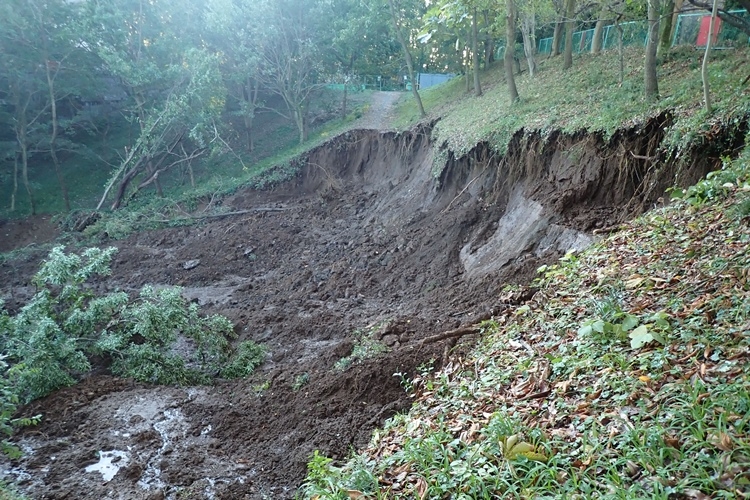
[290,114,743,281]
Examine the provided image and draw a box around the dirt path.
[355,91,402,130]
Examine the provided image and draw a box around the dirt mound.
[0,120,742,499]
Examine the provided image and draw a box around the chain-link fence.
[538,10,749,54]
[673,9,750,47]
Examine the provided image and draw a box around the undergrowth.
[300,140,750,498]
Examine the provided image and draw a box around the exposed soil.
[0,111,744,499]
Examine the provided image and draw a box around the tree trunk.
[472,8,482,96]
[485,37,495,66]
[242,77,259,152]
[342,78,348,118]
[11,153,18,211]
[465,48,472,93]
[702,0,719,113]
[671,0,684,42]
[21,140,35,216]
[483,10,496,66]
[645,0,660,101]
[563,0,576,69]
[521,12,537,77]
[46,62,70,212]
[552,20,563,56]
[592,18,606,53]
[388,0,426,118]
[505,0,520,103]
[617,21,625,84]
[658,0,676,57]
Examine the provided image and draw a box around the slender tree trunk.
[388,0,426,117]
[342,78,348,118]
[465,47,472,93]
[617,21,625,84]
[483,10,495,65]
[46,62,70,212]
[21,140,35,215]
[485,37,495,66]
[505,0,520,103]
[563,0,576,69]
[658,0,676,56]
[521,12,537,77]
[552,20,563,56]
[472,8,482,96]
[671,0,684,43]
[11,153,18,211]
[645,0,661,100]
[592,18,606,53]
[242,78,259,152]
[702,0,719,113]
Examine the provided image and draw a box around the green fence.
[673,9,750,47]
[538,10,749,54]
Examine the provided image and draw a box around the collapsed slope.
[0,117,745,498]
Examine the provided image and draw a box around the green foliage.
[333,324,389,372]
[220,340,267,379]
[0,246,263,404]
[669,149,750,206]
[293,372,311,391]
[0,357,40,460]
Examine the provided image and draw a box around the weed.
[334,323,389,372]
[293,372,310,391]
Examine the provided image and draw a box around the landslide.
[0,116,746,499]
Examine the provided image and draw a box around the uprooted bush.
[0,246,265,406]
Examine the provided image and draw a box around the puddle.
[84,450,130,482]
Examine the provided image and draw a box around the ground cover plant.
[301,141,750,498]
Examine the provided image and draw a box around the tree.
[505,0,520,102]
[702,0,719,113]
[254,0,328,144]
[84,0,227,209]
[205,0,264,152]
[645,0,660,100]
[0,0,50,214]
[562,0,576,69]
[388,0,427,117]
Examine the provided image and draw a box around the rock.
[182,259,200,270]
[382,334,399,347]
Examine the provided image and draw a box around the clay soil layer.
[0,120,740,499]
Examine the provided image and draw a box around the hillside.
[0,44,749,500]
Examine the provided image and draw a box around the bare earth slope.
[0,96,743,498]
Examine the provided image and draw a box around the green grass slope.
[394,46,750,175]
[301,145,750,497]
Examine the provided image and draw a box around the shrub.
[0,246,264,404]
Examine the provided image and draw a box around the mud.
[0,118,744,499]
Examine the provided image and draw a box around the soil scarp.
[0,120,745,499]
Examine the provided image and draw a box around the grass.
[300,142,750,498]
[393,45,750,176]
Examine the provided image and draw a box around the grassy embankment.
[299,48,750,498]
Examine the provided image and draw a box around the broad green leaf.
[622,314,639,331]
